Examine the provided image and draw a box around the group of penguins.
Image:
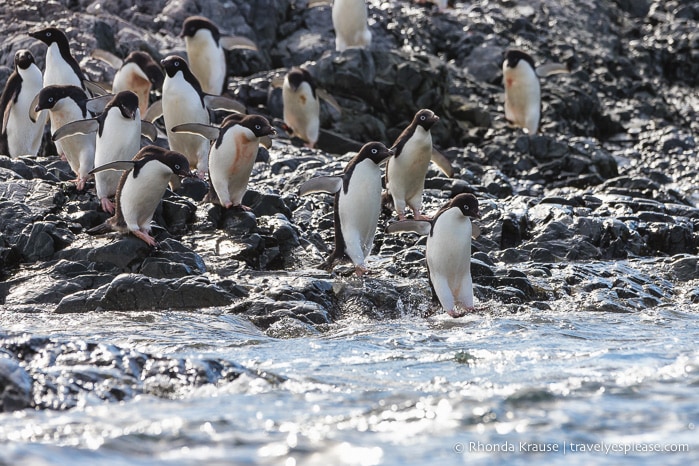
[0,1,570,317]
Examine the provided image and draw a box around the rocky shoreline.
[1,0,698,411]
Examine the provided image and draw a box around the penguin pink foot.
[354,265,369,277]
[447,306,476,318]
[133,229,158,247]
[100,197,115,214]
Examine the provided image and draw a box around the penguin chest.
[388,127,432,197]
[504,63,540,130]
[332,0,370,46]
[7,66,45,156]
[162,76,208,125]
[113,63,151,114]
[95,111,141,165]
[118,163,170,228]
[427,209,473,287]
[186,32,225,95]
[338,160,382,251]
[282,82,319,142]
[44,44,81,88]
[209,128,258,202]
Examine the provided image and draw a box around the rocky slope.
[1,0,698,378]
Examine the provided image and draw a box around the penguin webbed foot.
[100,197,115,214]
[354,264,369,277]
[447,306,476,318]
[132,230,159,247]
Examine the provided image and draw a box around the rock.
[0,356,33,412]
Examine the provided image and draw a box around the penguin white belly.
[162,78,209,172]
[283,81,319,146]
[338,159,382,265]
[186,32,225,95]
[504,63,540,134]
[94,112,141,200]
[7,66,46,157]
[119,163,170,231]
[49,102,94,180]
[387,126,432,211]
[332,0,371,51]
[209,127,258,207]
[112,63,151,114]
[427,209,474,309]
[43,43,82,88]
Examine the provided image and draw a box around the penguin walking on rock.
[300,142,394,276]
[171,114,275,210]
[180,16,258,96]
[91,50,164,115]
[52,91,158,213]
[332,0,372,52]
[385,108,453,220]
[144,55,245,179]
[89,145,193,246]
[282,67,320,149]
[0,49,46,157]
[31,85,108,190]
[503,49,570,135]
[387,193,481,317]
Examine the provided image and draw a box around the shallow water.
[1,300,698,465]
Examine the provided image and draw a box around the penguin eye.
[46,31,52,37]
[174,60,180,67]
[48,97,54,103]
[255,124,261,130]
[174,164,181,170]
[420,115,426,120]
[371,148,378,154]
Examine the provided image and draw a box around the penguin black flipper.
[203,95,246,114]
[52,119,99,141]
[141,121,158,142]
[91,49,124,70]
[90,160,136,174]
[386,219,432,236]
[535,63,571,78]
[316,89,342,115]
[84,80,109,97]
[299,176,343,196]
[0,77,20,136]
[86,94,114,115]
[431,148,454,178]
[170,123,221,141]
[219,36,258,51]
[144,100,163,122]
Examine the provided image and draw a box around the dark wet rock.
[55,273,235,313]
[0,356,33,413]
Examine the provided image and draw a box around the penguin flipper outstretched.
[144,100,163,122]
[535,63,571,78]
[86,94,114,115]
[316,89,342,115]
[203,95,246,114]
[84,80,109,97]
[219,35,258,51]
[90,49,124,70]
[28,93,42,123]
[299,176,343,196]
[52,119,99,141]
[90,160,135,174]
[386,220,432,236]
[141,121,158,142]
[431,148,454,178]
[170,123,221,141]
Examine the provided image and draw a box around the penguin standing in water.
[31,85,102,190]
[180,16,257,96]
[332,0,372,52]
[387,193,481,318]
[171,114,275,210]
[89,146,193,246]
[503,49,570,135]
[0,49,47,157]
[282,67,320,148]
[385,109,453,220]
[300,142,394,276]
[145,55,245,179]
[52,91,158,213]
[91,50,164,115]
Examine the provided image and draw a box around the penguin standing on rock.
[52,91,158,213]
[89,146,193,246]
[300,142,394,276]
[145,55,246,179]
[180,16,258,96]
[332,0,372,52]
[171,114,275,210]
[31,85,103,190]
[282,67,320,148]
[91,50,164,115]
[385,108,453,220]
[387,193,481,318]
[503,49,571,135]
[0,49,46,157]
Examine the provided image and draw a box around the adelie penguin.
[180,16,257,96]
[282,67,320,149]
[91,50,164,115]
[30,85,109,190]
[503,49,570,135]
[0,49,46,157]
[88,145,193,247]
[332,0,372,52]
[300,142,394,276]
[144,55,245,180]
[171,114,275,210]
[52,91,158,214]
[387,193,481,318]
[385,108,453,220]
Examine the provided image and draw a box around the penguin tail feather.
[87,222,112,235]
